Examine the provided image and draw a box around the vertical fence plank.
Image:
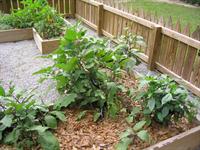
[97,4,103,36]
[148,26,162,70]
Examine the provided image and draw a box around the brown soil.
[55,109,197,150]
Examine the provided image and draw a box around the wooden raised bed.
[146,125,200,150]
[0,28,33,43]
[32,28,60,54]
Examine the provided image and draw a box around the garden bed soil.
[32,28,60,54]
[0,28,33,43]
[55,109,199,150]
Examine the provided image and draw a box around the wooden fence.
[94,0,200,41]
[0,0,200,97]
[75,0,200,97]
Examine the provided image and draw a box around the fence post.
[97,4,103,36]
[148,25,162,70]
[1,0,9,13]
[71,0,76,18]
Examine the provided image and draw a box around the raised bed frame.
[0,28,60,54]
[32,28,60,54]
[146,125,200,150]
[0,28,33,43]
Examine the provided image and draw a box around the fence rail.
[0,0,200,97]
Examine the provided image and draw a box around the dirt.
[55,108,198,150]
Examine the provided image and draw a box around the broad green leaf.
[55,57,78,72]
[162,107,169,118]
[38,131,60,150]
[28,125,49,133]
[45,115,57,129]
[108,102,119,118]
[130,107,141,116]
[65,28,77,41]
[116,137,132,150]
[126,115,134,124]
[33,66,52,75]
[93,112,101,122]
[54,93,77,110]
[76,110,87,121]
[0,115,13,127]
[4,128,20,144]
[51,111,66,122]
[136,130,149,142]
[133,120,146,131]
[119,128,133,139]
[147,98,155,111]
[0,85,5,96]
[161,93,173,105]
[157,113,164,122]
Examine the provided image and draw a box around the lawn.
[127,0,200,32]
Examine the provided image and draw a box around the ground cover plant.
[0,0,65,39]
[0,83,66,150]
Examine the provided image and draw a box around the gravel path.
[0,40,59,104]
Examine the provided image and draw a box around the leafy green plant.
[6,0,48,29]
[0,0,65,39]
[0,11,13,30]
[0,83,66,149]
[34,24,139,120]
[34,5,65,39]
[115,28,145,74]
[131,75,198,124]
[116,121,150,150]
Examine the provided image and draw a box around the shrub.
[0,11,13,30]
[34,24,142,120]
[0,83,66,149]
[34,5,65,39]
[132,75,198,124]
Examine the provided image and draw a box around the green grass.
[127,0,200,32]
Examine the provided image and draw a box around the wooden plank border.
[0,28,33,43]
[32,28,60,54]
[146,125,200,150]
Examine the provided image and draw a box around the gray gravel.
[0,40,59,104]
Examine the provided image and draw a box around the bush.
[0,83,66,149]
[34,25,143,120]
[132,75,198,124]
